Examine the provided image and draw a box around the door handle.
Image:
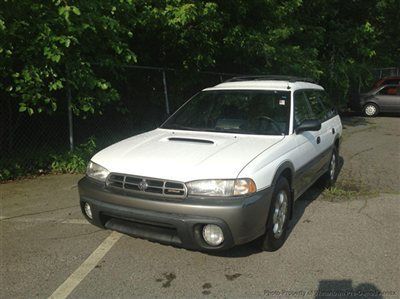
[332,128,335,134]
[316,136,321,144]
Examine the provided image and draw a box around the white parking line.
[48,231,122,299]
[61,219,89,225]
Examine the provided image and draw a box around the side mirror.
[295,119,321,134]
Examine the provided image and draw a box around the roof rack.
[224,75,317,84]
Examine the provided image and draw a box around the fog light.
[202,224,224,246]
[84,203,93,220]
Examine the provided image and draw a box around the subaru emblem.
[138,180,148,191]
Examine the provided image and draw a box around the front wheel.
[363,103,379,117]
[260,177,291,251]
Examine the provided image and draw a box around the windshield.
[161,90,291,135]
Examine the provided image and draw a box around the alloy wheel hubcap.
[272,190,288,238]
[330,153,336,181]
[365,105,376,116]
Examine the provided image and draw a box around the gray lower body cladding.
[78,177,273,250]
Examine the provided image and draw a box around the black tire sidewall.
[261,177,291,251]
[327,147,338,187]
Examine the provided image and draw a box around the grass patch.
[322,186,358,200]
[322,179,378,201]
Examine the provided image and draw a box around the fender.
[271,161,295,219]
[363,99,380,109]
[271,160,295,188]
[334,134,341,150]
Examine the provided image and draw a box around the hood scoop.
[168,137,214,144]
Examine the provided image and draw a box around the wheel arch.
[334,136,340,153]
[363,98,380,106]
[271,161,295,219]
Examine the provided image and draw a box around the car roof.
[204,80,323,91]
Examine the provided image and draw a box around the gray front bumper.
[78,177,273,250]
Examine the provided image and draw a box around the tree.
[0,0,135,116]
[1,0,398,113]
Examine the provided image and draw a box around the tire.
[260,177,291,251]
[363,103,379,117]
[319,147,338,189]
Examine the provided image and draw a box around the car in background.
[372,76,400,89]
[349,84,400,116]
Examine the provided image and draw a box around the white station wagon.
[79,76,342,251]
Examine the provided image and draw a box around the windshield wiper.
[162,124,200,131]
[162,125,282,135]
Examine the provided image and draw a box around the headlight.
[86,161,110,182]
[186,178,256,197]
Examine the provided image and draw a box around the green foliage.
[1,0,399,114]
[51,137,97,173]
[0,152,52,181]
[0,138,97,181]
[0,0,398,182]
[129,0,398,104]
[0,0,135,116]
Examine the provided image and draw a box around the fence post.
[67,85,74,151]
[162,70,170,115]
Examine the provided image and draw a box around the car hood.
[92,128,284,182]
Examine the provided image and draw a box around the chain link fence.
[2,65,398,180]
[0,66,236,180]
[372,67,399,79]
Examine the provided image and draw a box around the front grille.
[106,173,187,199]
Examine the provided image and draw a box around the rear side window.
[293,91,315,127]
[378,85,399,96]
[305,90,326,121]
[305,90,337,122]
[318,90,338,119]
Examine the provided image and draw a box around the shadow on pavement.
[287,155,344,236]
[340,111,399,127]
[340,114,372,128]
[315,279,384,299]
[210,155,344,258]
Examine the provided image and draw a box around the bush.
[0,153,53,181]
[51,137,97,173]
[0,137,97,181]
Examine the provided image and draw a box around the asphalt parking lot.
[1,116,399,298]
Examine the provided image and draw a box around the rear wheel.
[363,103,379,117]
[319,147,338,189]
[260,177,291,251]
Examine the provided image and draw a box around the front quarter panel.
[238,135,298,190]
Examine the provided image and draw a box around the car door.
[309,89,338,167]
[293,90,322,195]
[375,85,400,111]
